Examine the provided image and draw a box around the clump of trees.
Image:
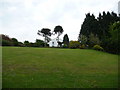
[37,25,64,47]
[1,34,24,46]
[103,21,120,54]
[1,34,46,47]
[23,39,46,47]
[78,11,120,54]
[1,34,13,46]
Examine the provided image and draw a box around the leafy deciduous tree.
[24,41,30,47]
[12,38,19,46]
[35,39,44,47]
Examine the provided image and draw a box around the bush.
[12,38,19,46]
[79,44,86,49]
[2,39,13,46]
[93,45,104,51]
[62,44,68,48]
[88,33,101,47]
[69,41,80,49]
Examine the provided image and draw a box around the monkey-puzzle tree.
[54,25,64,47]
[37,28,51,47]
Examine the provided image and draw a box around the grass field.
[2,47,118,88]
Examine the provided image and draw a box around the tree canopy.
[79,11,120,54]
[54,25,64,41]
[38,28,51,47]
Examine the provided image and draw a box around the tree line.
[0,34,47,47]
[78,11,120,54]
[1,11,119,54]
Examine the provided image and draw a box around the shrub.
[69,41,80,49]
[88,33,101,47]
[1,34,13,46]
[93,45,104,51]
[79,44,86,49]
[62,44,68,48]
[2,39,13,46]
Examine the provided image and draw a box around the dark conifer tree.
[63,34,69,47]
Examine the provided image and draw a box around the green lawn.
[2,47,118,88]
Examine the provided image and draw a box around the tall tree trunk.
[57,36,59,47]
[57,32,60,47]
[44,36,47,47]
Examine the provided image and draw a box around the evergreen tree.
[79,11,119,54]
[79,13,99,44]
[37,28,51,47]
[63,34,69,47]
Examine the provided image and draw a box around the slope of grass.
[2,47,118,88]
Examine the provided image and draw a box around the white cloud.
[0,0,119,43]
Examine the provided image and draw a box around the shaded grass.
[2,47,118,88]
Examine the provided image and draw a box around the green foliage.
[23,39,45,47]
[102,21,120,54]
[80,13,99,39]
[39,28,51,36]
[78,34,87,45]
[63,34,69,47]
[18,42,25,47]
[79,44,86,49]
[2,39,13,46]
[38,28,51,47]
[35,39,44,47]
[24,41,30,47]
[93,45,104,51]
[62,44,68,48]
[1,34,47,47]
[1,34,13,46]
[97,11,119,39]
[54,25,64,35]
[69,41,80,49]
[88,33,101,47]
[79,12,119,46]
[12,38,19,46]
[79,11,119,54]
[109,21,120,43]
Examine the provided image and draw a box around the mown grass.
[2,47,118,88]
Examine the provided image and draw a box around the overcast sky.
[0,0,119,43]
